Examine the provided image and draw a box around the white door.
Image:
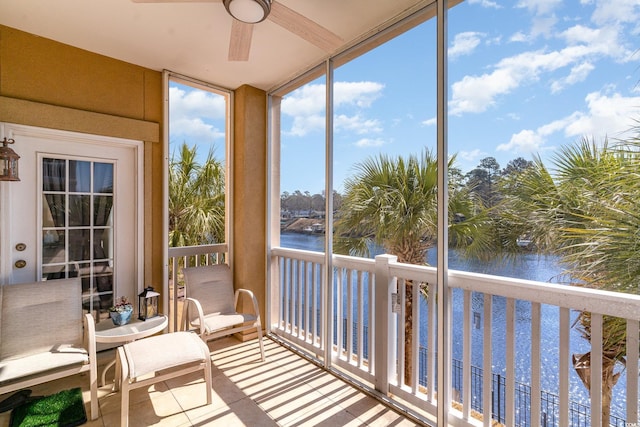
[0,123,143,322]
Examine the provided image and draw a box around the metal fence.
[332,317,627,427]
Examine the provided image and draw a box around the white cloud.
[355,138,387,148]
[530,15,558,38]
[289,114,325,137]
[512,0,562,41]
[458,148,486,162]
[335,81,385,108]
[449,20,633,116]
[280,84,325,118]
[281,81,385,137]
[516,0,562,16]
[510,31,528,43]
[468,0,501,8]
[170,118,225,143]
[564,90,640,139]
[450,66,520,115]
[169,86,226,143]
[560,24,631,62]
[497,89,640,153]
[422,117,437,126]
[497,129,546,153]
[449,32,484,59]
[169,86,225,120]
[335,114,383,135]
[591,0,640,26]
[550,61,595,93]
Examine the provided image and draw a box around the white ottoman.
[116,331,212,427]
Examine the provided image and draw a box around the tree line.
[280,156,532,219]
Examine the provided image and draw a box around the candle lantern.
[0,138,20,181]
[138,286,159,320]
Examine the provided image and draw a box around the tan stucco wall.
[232,85,267,325]
[0,25,164,311]
[0,25,270,320]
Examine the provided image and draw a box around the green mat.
[10,388,86,427]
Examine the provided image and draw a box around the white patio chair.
[181,264,265,361]
[0,278,98,420]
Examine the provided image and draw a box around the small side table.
[95,314,168,386]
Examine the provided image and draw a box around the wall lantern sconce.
[0,137,20,182]
[138,286,160,320]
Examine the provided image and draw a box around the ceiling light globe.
[224,0,270,24]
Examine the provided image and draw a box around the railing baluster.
[336,267,343,360]
[398,278,406,386]
[627,319,639,424]
[463,289,471,420]
[304,261,311,343]
[531,302,541,427]
[347,268,354,363]
[412,280,419,394]
[292,258,297,335]
[171,256,178,332]
[312,262,318,346]
[483,293,492,427]
[357,270,364,368]
[368,271,375,374]
[559,307,570,427]
[505,297,515,427]
[428,281,437,404]
[297,259,304,339]
[591,312,603,427]
[320,261,327,354]
[284,257,291,332]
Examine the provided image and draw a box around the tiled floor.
[0,336,419,426]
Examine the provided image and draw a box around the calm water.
[280,232,628,418]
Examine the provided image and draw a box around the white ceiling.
[0,0,430,91]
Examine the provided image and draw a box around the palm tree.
[169,142,225,248]
[498,137,640,423]
[334,149,481,385]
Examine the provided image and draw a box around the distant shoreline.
[281,217,325,234]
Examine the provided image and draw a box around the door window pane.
[42,158,65,191]
[43,194,65,227]
[69,195,91,226]
[68,229,91,261]
[94,196,113,227]
[42,230,65,264]
[41,157,116,323]
[94,163,113,193]
[69,160,91,193]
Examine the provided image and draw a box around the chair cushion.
[183,265,235,315]
[123,332,207,379]
[200,313,257,333]
[0,347,89,384]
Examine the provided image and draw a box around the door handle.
[15,260,27,269]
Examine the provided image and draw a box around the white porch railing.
[270,246,640,427]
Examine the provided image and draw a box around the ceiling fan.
[131,0,344,61]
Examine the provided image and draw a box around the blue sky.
[169,0,640,195]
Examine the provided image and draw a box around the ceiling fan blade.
[268,1,343,53]
[228,20,253,61]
